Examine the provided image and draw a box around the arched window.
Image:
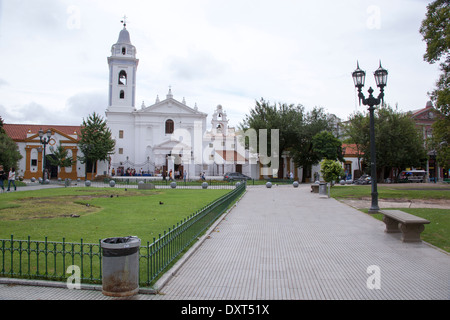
[122,47,126,55]
[120,90,125,99]
[118,70,127,85]
[165,119,174,134]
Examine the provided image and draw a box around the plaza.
[1,183,448,300]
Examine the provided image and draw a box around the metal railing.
[43,177,242,189]
[0,182,246,287]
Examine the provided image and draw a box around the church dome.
[117,27,131,44]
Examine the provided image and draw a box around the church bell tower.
[107,19,139,112]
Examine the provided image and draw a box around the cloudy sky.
[0,0,441,128]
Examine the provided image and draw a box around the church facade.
[106,25,256,179]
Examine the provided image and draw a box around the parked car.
[223,172,251,181]
[354,174,371,185]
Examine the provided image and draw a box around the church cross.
[121,15,128,27]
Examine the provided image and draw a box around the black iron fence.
[0,183,246,287]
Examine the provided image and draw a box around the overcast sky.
[0,0,441,128]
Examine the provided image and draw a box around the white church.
[105,24,258,180]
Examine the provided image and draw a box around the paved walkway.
[0,184,449,300]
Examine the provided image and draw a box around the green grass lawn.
[331,184,450,201]
[331,184,450,252]
[0,187,231,244]
[369,209,450,252]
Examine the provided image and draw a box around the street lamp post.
[352,61,388,213]
[39,129,52,183]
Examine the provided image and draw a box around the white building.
[106,25,255,179]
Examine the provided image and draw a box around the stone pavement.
[0,184,449,300]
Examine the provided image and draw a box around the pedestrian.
[0,165,6,192]
[7,167,16,191]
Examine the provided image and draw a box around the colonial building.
[2,124,82,180]
[341,143,363,180]
[410,101,446,181]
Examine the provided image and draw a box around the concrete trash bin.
[101,236,141,297]
[319,182,328,198]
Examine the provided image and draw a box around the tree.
[48,143,74,179]
[420,0,449,115]
[239,98,305,177]
[290,107,332,182]
[312,131,344,162]
[342,112,368,175]
[0,132,23,172]
[344,105,427,181]
[320,159,344,186]
[78,112,115,180]
[240,99,334,180]
[0,116,23,171]
[430,116,450,172]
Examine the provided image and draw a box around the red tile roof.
[342,143,362,156]
[3,124,82,141]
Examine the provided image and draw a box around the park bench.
[381,210,430,243]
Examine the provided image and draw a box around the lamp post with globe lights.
[352,61,388,213]
[38,129,52,183]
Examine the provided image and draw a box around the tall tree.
[0,116,23,171]
[48,143,75,179]
[342,112,369,174]
[421,0,450,176]
[78,112,115,180]
[376,106,427,180]
[239,98,304,177]
[344,105,427,181]
[240,100,333,180]
[312,131,344,162]
[291,107,332,182]
[420,0,449,115]
[430,115,450,172]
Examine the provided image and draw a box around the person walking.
[0,165,6,192]
[7,167,16,191]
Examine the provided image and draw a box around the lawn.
[0,187,231,244]
[369,208,450,252]
[331,184,450,252]
[331,184,450,201]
